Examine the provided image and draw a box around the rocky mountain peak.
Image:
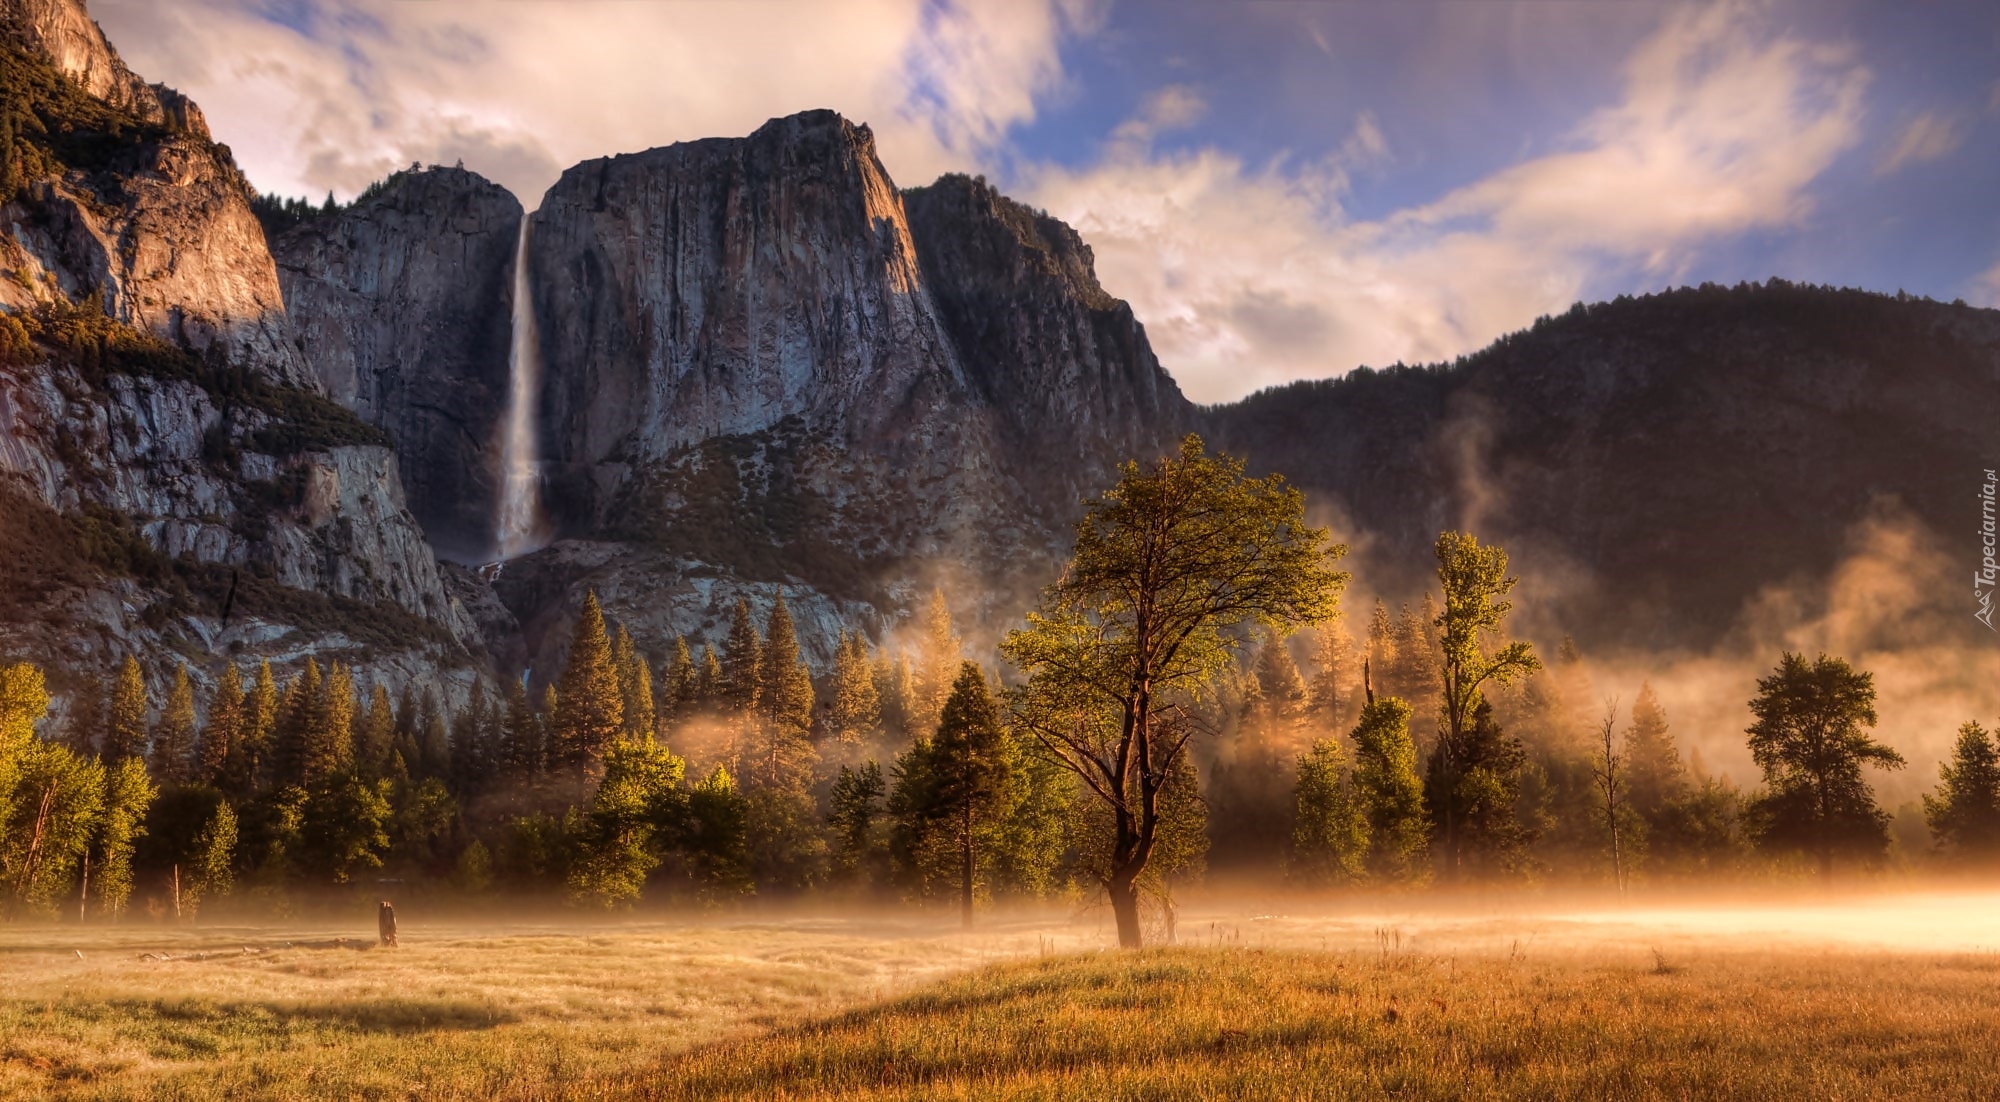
[2,0,207,138]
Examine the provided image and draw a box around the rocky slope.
[271,168,523,560]
[0,2,483,710]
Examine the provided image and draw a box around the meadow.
[4,892,1999,1100]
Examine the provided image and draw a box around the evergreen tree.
[237,661,279,791]
[1290,736,1367,884]
[567,737,686,908]
[760,595,815,738]
[1365,599,1395,676]
[417,689,451,779]
[151,665,197,784]
[357,684,396,777]
[198,665,244,787]
[1250,630,1307,724]
[537,685,560,770]
[613,627,657,741]
[450,686,494,795]
[1350,693,1428,880]
[1924,722,2000,862]
[316,662,357,782]
[988,730,1072,899]
[826,632,881,744]
[721,599,763,718]
[501,676,541,774]
[887,737,950,898]
[662,635,699,726]
[697,646,724,707]
[827,761,887,888]
[1306,624,1355,733]
[273,660,325,789]
[872,651,918,743]
[1621,683,1687,817]
[301,772,392,885]
[683,765,754,900]
[105,656,148,764]
[926,662,1010,927]
[1425,700,1533,878]
[912,589,962,735]
[1744,652,1904,878]
[553,592,623,766]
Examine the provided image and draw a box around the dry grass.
[608,945,2000,1100]
[5,895,1999,1100]
[0,913,1072,1100]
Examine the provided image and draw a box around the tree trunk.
[1108,870,1143,948]
[960,810,975,930]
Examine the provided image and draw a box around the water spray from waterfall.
[495,214,547,562]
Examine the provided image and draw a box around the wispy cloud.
[94,0,1083,203]
[1025,2,1869,401]
[1877,111,1966,176]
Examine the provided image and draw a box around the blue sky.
[95,0,2000,401]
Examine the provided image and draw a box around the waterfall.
[494,214,546,561]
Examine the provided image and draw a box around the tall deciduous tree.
[1290,737,1366,885]
[1429,531,1541,880]
[553,592,623,767]
[1744,652,1903,879]
[1004,436,1347,947]
[1924,722,2000,862]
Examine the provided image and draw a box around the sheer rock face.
[902,173,1192,509]
[0,0,310,386]
[273,168,523,560]
[529,110,987,533]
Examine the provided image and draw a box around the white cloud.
[1025,2,1869,402]
[1877,111,1966,176]
[92,0,1081,204]
[1969,261,2000,309]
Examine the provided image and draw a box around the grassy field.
[5,894,1999,1100]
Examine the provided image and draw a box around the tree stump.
[378,901,398,948]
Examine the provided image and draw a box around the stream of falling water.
[494,214,545,561]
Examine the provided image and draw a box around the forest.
[2,437,1994,939]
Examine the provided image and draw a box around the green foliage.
[94,757,157,918]
[301,771,392,885]
[1744,653,1903,877]
[1425,701,1533,879]
[567,737,687,908]
[553,592,623,766]
[926,663,1011,923]
[198,665,243,787]
[1429,531,1540,881]
[682,766,753,901]
[151,665,197,784]
[826,632,881,744]
[105,656,148,764]
[1348,696,1428,881]
[1923,722,2000,863]
[1004,435,1346,946]
[612,628,657,742]
[1289,737,1367,885]
[183,801,236,915]
[827,762,888,889]
[721,599,763,716]
[759,595,814,737]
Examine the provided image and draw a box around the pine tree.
[827,632,881,744]
[501,676,541,774]
[183,802,237,916]
[721,599,763,718]
[357,684,396,777]
[1425,700,1533,878]
[451,685,494,794]
[697,645,723,706]
[760,594,815,738]
[552,592,623,766]
[1290,737,1367,884]
[1924,721,2000,862]
[1622,682,1687,819]
[151,665,197,784]
[926,662,1010,927]
[418,689,451,779]
[105,656,148,764]
[198,665,243,786]
[273,660,325,789]
[613,627,656,741]
[662,635,699,727]
[912,589,962,736]
[1250,631,1307,724]
[1350,693,1428,880]
[873,652,918,743]
[1305,624,1354,733]
[1365,600,1395,684]
[235,661,279,792]
[315,662,356,783]
[827,761,887,888]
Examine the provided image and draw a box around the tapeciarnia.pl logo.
[1979,469,1997,631]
